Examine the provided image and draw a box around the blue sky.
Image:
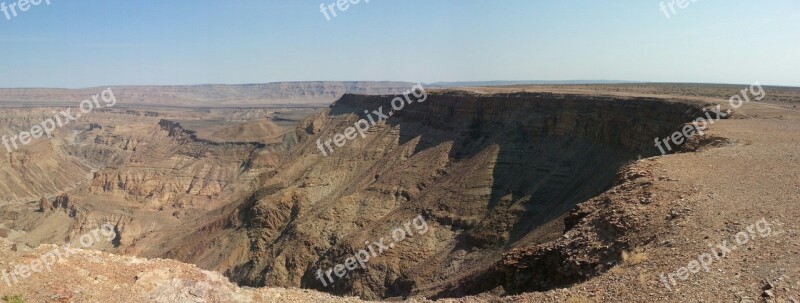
[0,0,798,88]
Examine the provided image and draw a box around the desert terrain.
[0,83,798,302]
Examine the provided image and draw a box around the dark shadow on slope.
[312,92,705,299]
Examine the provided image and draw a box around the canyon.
[0,83,798,302]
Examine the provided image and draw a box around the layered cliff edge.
[158,91,714,300]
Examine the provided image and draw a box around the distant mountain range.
[0,80,641,107]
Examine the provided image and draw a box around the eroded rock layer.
[163,92,705,300]
[0,91,709,300]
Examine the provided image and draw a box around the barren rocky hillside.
[190,92,706,300]
[0,84,798,302]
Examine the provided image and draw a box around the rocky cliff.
[162,91,706,300]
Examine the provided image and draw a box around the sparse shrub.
[565,296,594,303]
[2,294,24,303]
[621,248,648,266]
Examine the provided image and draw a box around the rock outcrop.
[163,92,706,300]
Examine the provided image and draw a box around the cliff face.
[331,92,702,155]
[166,92,705,300]
[0,145,94,204]
[0,106,299,272]
[0,91,709,300]
[80,119,274,209]
[0,109,94,204]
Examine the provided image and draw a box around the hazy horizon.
[1,0,798,88]
[5,80,800,90]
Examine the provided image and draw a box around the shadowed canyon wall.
[166,92,705,300]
